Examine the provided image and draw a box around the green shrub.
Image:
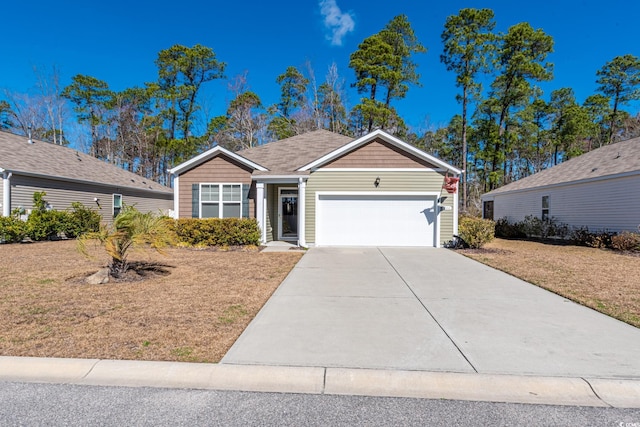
[458,216,495,249]
[494,217,527,239]
[611,232,640,252]
[26,209,65,241]
[24,193,102,241]
[61,202,102,238]
[520,215,569,239]
[173,218,261,246]
[0,214,26,243]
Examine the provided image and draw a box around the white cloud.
[319,0,355,46]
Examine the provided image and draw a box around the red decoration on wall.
[443,175,459,194]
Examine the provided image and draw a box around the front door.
[278,188,298,241]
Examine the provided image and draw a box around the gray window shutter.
[192,184,199,218]
[242,184,250,218]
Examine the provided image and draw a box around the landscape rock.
[86,268,110,285]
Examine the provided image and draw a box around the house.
[481,136,640,233]
[0,131,173,221]
[169,129,462,247]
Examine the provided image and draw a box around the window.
[200,183,242,218]
[113,194,122,217]
[483,200,494,220]
[542,195,550,220]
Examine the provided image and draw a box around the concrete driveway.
[222,247,640,378]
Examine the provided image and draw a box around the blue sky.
[2,0,639,135]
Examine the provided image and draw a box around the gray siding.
[9,175,173,224]
[305,170,455,246]
[489,174,640,233]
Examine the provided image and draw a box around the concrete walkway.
[222,247,640,379]
[2,247,640,408]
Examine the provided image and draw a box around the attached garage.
[316,193,438,247]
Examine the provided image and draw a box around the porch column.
[2,171,11,217]
[298,177,306,247]
[256,182,266,244]
[172,175,180,219]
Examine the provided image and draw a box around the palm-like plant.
[78,205,175,278]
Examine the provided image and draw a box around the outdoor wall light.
[374,177,380,187]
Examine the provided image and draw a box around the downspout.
[2,170,12,217]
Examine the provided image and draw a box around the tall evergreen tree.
[440,8,496,210]
[595,54,640,143]
[349,15,425,134]
[487,22,554,189]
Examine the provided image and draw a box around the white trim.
[251,175,308,183]
[199,183,243,219]
[277,187,299,241]
[2,170,11,217]
[173,176,179,219]
[256,182,266,244]
[316,191,441,197]
[3,170,171,195]
[315,191,441,247]
[316,168,442,172]
[298,129,462,174]
[453,190,459,237]
[298,178,307,247]
[168,145,267,175]
[113,193,123,217]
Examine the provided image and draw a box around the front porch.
[255,177,307,247]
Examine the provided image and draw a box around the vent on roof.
[591,167,598,173]
[27,126,33,144]
[615,152,621,159]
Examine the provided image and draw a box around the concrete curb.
[1,356,638,408]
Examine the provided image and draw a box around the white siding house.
[482,136,640,233]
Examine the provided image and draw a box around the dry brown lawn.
[0,240,302,362]
[461,238,640,328]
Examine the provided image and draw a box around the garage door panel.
[317,194,436,247]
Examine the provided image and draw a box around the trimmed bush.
[458,216,495,249]
[611,232,640,252]
[61,202,102,238]
[173,218,261,247]
[520,215,570,240]
[494,217,527,239]
[0,214,27,243]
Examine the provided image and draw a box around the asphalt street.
[1,381,639,427]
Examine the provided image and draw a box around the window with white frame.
[542,195,550,220]
[113,194,122,217]
[200,183,242,218]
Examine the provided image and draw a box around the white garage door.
[317,194,437,247]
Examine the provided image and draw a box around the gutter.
[8,170,173,196]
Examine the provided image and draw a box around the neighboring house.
[481,136,640,233]
[0,131,173,221]
[169,129,462,247]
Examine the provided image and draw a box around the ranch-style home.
[481,136,640,233]
[0,131,173,221]
[169,129,462,247]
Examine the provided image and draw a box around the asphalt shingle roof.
[0,131,172,193]
[237,129,354,175]
[485,136,640,195]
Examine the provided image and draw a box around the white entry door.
[316,194,437,247]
